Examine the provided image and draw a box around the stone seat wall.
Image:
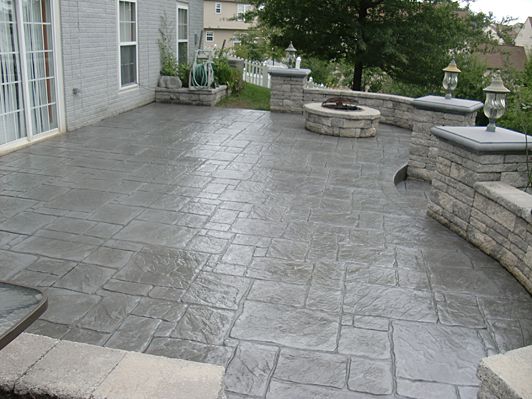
[156,86,228,107]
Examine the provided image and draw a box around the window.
[206,31,214,42]
[177,2,188,64]
[236,4,252,22]
[215,2,221,14]
[118,0,137,88]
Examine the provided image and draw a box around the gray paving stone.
[146,338,234,366]
[106,315,161,352]
[0,250,38,279]
[222,244,255,265]
[0,212,55,234]
[114,220,197,248]
[45,217,96,234]
[225,342,278,396]
[25,320,69,339]
[267,381,382,399]
[344,282,437,322]
[41,288,100,325]
[103,279,152,296]
[436,293,486,328]
[63,327,110,346]
[90,203,142,225]
[246,258,314,284]
[352,315,389,331]
[149,286,184,301]
[12,236,96,261]
[397,379,458,399]
[267,238,309,260]
[275,348,347,388]
[231,301,339,351]
[247,280,307,306]
[12,270,58,287]
[182,272,249,310]
[231,219,286,237]
[132,297,187,322]
[338,326,390,359]
[114,245,207,288]
[0,195,36,218]
[54,263,115,294]
[311,261,346,289]
[84,246,134,269]
[307,285,342,313]
[172,305,235,345]
[393,321,485,385]
[187,235,229,254]
[348,357,393,395]
[27,257,75,276]
[45,188,116,212]
[78,292,140,333]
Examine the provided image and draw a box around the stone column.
[269,68,311,113]
[408,96,483,182]
[427,125,532,239]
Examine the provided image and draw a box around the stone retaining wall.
[303,88,414,129]
[469,182,532,293]
[156,85,228,106]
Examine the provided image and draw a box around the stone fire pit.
[304,102,381,138]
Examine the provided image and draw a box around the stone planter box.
[155,85,228,107]
[303,103,380,138]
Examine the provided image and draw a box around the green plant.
[213,56,244,93]
[178,63,191,87]
[218,82,271,110]
[158,14,178,76]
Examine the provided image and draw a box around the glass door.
[0,0,58,147]
[0,0,25,145]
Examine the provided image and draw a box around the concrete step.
[0,333,225,399]
[477,345,532,399]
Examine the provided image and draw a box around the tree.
[251,0,491,91]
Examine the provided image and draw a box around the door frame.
[0,0,65,155]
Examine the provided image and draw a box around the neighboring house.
[515,17,532,58]
[0,0,203,153]
[203,0,254,49]
[474,44,527,72]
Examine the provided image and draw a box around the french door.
[0,0,61,147]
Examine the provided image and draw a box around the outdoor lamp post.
[483,72,510,132]
[442,59,461,99]
[285,42,297,68]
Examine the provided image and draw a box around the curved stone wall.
[303,88,414,129]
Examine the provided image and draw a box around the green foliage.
[499,59,532,134]
[158,14,179,77]
[232,26,284,62]
[252,0,492,90]
[301,58,353,88]
[217,82,271,110]
[177,63,190,87]
[213,55,244,93]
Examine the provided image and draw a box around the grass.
[217,83,271,111]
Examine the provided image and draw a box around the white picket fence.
[243,60,271,88]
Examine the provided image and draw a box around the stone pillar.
[408,96,483,182]
[269,68,311,113]
[427,125,531,239]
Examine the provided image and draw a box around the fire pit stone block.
[303,103,381,138]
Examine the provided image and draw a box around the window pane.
[178,42,187,64]
[120,45,136,86]
[178,8,187,40]
[119,1,135,42]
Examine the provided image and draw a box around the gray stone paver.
[0,103,531,398]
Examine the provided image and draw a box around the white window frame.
[206,31,214,42]
[177,2,189,64]
[117,0,139,90]
[215,2,222,14]
[236,4,252,22]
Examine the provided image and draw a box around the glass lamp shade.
[285,41,297,68]
[483,73,510,132]
[442,59,461,99]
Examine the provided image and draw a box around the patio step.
[0,333,225,399]
[477,345,532,399]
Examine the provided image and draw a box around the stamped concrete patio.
[0,104,531,399]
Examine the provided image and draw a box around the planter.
[155,85,228,107]
[158,75,182,89]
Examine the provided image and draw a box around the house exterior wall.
[203,0,253,48]
[515,17,532,57]
[59,0,204,131]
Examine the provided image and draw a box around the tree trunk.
[352,64,363,91]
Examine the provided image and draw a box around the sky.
[461,0,532,23]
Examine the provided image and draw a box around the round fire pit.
[304,101,381,138]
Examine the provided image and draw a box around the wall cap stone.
[474,182,532,223]
[413,95,483,114]
[303,88,414,105]
[477,345,532,399]
[268,67,311,77]
[432,126,531,153]
[303,103,381,119]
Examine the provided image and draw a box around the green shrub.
[178,63,190,87]
[213,56,244,93]
[158,14,178,77]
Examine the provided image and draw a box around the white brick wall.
[59,0,204,131]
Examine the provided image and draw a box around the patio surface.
[0,104,531,399]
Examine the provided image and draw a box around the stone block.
[477,345,532,399]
